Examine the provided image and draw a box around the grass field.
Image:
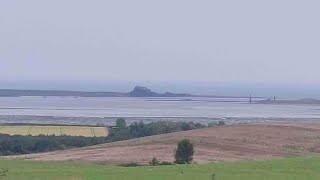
[0,126,108,137]
[0,156,319,180]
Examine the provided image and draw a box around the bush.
[116,118,127,128]
[159,161,174,166]
[218,121,226,126]
[208,122,218,127]
[208,121,226,127]
[149,157,173,166]
[121,162,142,167]
[174,139,194,164]
[149,157,160,166]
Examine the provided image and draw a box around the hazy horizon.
[1,80,320,99]
[1,0,320,86]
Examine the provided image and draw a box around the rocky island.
[128,86,191,97]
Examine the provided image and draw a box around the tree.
[181,122,193,131]
[174,139,194,164]
[218,121,226,126]
[116,118,127,128]
[129,121,147,137]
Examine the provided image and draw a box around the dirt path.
[13,123,320,164]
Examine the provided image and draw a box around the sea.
[0,96,320,125]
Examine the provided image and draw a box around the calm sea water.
[0,96,319,125]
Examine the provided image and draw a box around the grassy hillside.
[1,156,319,180]
[21,124,320,164]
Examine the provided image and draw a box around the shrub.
[159,161,174,166]
[174,139,194,164]
[121,162,142,167]
[208,122,218,127]
[149,157,160,166]
[116,118,127,128]
[218,121,226,126]
[208,121,226,127]
[149,157,174,166]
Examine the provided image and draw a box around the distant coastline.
[2,87,320,105]
[257,98,320,105]
[0,86,258,98]
[0,86,190,97]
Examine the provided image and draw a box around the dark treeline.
[0,119,225,155]
[0,134,105,155]
[106,119,225,143]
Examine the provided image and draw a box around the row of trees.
[106,118,209,142]
[0,134,104,155]
[114,119,198,165]
[0,119,224,156]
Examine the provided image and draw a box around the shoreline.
[0,114,320,126]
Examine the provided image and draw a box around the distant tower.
[249,94,252,103]
[273,96,276,101]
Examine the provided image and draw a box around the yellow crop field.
[0,126,108,137]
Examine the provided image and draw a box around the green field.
[0,126,108,137]
[0,156,319,180]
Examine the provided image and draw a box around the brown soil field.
[12,123,320,165]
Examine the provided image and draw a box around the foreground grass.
[0,156,319,180]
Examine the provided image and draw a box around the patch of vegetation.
[0,119,224,156]
[149,157,174,166]
[208,121,226,127]
[0,134,105,155]
[120,162,143,167]
[149,157,160,166]
[106,118,219,143]
[158,161,174,166]
[174,139,194,164]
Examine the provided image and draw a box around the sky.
[1,0,320,91]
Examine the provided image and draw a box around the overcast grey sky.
[1,0,319,85]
